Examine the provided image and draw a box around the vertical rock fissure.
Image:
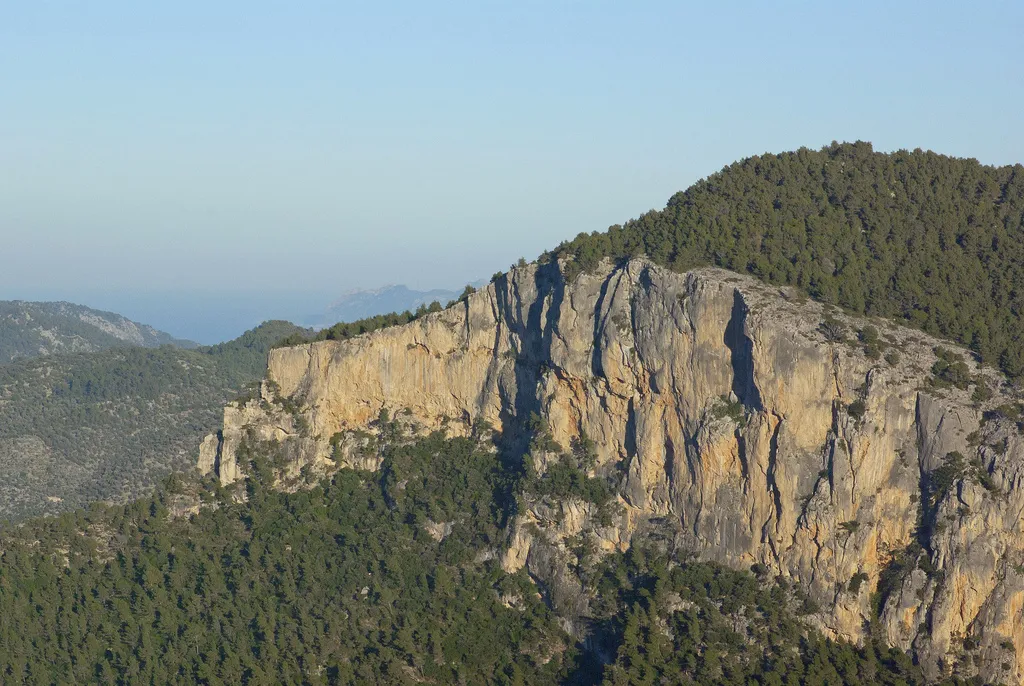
[724,290,763,411]
[511,262,566,453]
[624,397,638,459]
[590,268,622,378]
[211,430,224,476]
[764,414,785,539]
[481,279,507,403]
[914,393,938,557]
[736,430,750,483]
[663,436,677,500]
[461,298,472,348]
[682,430,704,536]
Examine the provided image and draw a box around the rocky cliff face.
[200,259,1024,684]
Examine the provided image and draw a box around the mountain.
[0,300,196,363]
[200,259,1024,683]
[304,285,461,329]
[0,320,307,520]
[4,143,1024,684]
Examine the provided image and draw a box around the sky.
[2,2,1023,342]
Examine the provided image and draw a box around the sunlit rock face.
[201,258,1024,684]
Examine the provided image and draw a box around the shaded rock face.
[200,259,1024,684]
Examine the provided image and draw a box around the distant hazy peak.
[306,284,462,329]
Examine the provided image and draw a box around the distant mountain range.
[303,284,463,329]
[0,300,196,364]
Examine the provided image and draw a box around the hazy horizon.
[3,2,1023,341]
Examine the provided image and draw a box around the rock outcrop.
[200,259,1024,684]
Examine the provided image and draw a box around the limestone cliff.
[200,259,1024,684]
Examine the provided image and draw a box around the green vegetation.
[547,142,1024,381]
[931,348,972,389]
[0,429,971,685]
[0,431,572,684]
[870,541,931,621]
[529,454,612,512]
[0,321,306,520]
[284,282,481,350]
[858,325,889,360]
[849,571,870,594]
[522,418,614,520]
[197,319,310,379]
[818,316,847,343]
[984,403,1024,426]
[927,451,968,507]
[588,547,967,686]
[274,306,442,349]
[0,300,195,364]
[5,141,1023,683]
[840,520,861,535]
[712,395,747,426]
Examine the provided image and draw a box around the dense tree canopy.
[0,431,571,685]
[549,142,1024,380]
[0,428,977,685]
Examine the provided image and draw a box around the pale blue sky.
[2,2,1022,341]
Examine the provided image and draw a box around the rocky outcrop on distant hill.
[201,259,1024,684]
[0,300,194,363]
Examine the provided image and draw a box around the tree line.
[548,142,1024,381]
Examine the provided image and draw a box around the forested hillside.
[0,427,967,685]
[0,300,194,363]
[549,142,1024,379]
[0,320,306,520]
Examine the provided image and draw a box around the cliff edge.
[200,259,1024,683]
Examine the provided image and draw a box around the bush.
[971,379,993,402]
[931,348,972,389]
[712,395,746,425]
[848,572,870,594]
[839,520,860,534]
[819,317,846,343]
[929,451,967,505]
[858,325,879,345]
